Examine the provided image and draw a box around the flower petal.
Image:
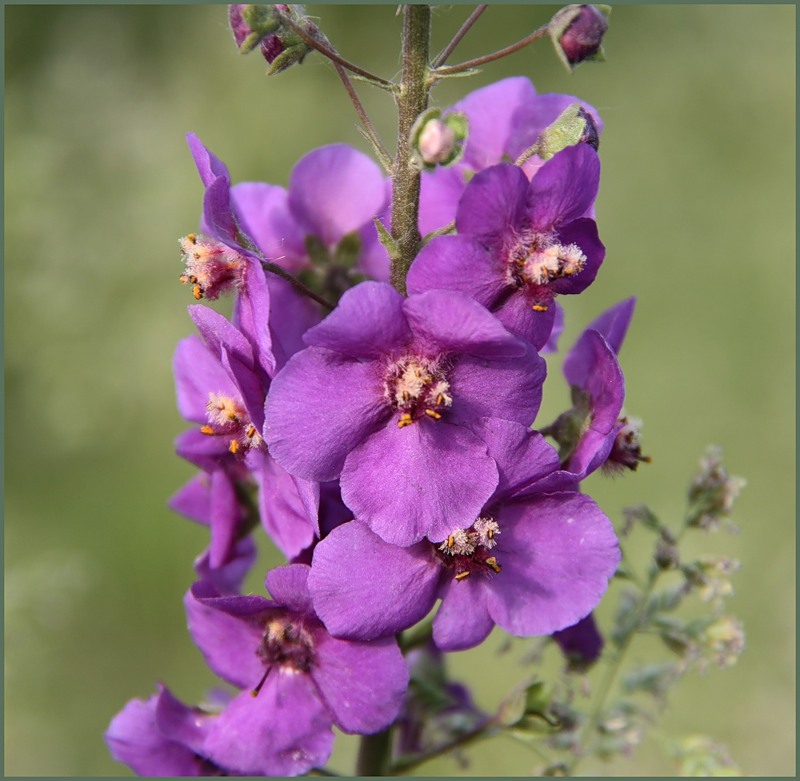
[433,575,494,651]
[266,563,315,615]
[200,673,333,776]
[341,421,498,546]
[311,632,409,734]
[485,493,620,636]
[528,144,600,231]
[303,282,411,359]
[455,163,529,245]
[264,348,389,482]
[447,345,546,428]
[404,289,527,359]
[406,235,506,308]
[289,144,386,247]
[308,520,440,639]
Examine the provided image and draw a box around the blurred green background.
[5,4,795,776]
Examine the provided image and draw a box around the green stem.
[432,5,488,67]
[356,728,393,776]
[389,4,432,295]
[565,521,690,775]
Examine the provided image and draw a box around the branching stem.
[432,5,488,67]
[432,23,549,77]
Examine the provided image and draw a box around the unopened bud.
[411,109,468,170]
[550,4,609,71]
[687,446,745,531]
[536,104,600,162]
[700,616,745,669]
[228,4,312,74]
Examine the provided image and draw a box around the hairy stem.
[432,5,488,67]
[331,62,393,171]
[279,13,392,88]
[389,4,432,295]
[432,23,549,77]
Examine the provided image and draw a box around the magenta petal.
[528,145,600,231]
[231,181,306,264]
[266,274,323,370]
[404,289,527,359]
[341,421,498,546]
[201,674,333,776]
[189,304,255,372]
[448,345,546,427]
[187,133,230,188]
[169,474,213,525]
[184,586,268,689]
[303,282,411,358]
[311,632,409,733]
[452,76,538,169]
[201,175,238,245]
[406,235,505,307]
[174,335,237,423]
[467,418,561,501]
[456,164,529,244]
[254,451,316,560]
[494,287,557,351]
[265,348,389,482]
[308,521,440,639]
[486,493,620,636]
[549,218,605,297]
[232,259,277,379]
[194,536,257,596]
[266,564,315,615]
[209,469,245,568]
[582,297,636,356]
[564,331,625,479]
[154,685,218,757]
[106,692,206,777]
[289,145,386,247]
[433,575,494,651]
[418,166,466,235]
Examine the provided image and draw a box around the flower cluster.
[107,64,645,776]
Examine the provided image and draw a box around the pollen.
[385,356,452,428]
[516,235,587,291]
[178,233,246,301]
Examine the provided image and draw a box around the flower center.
[508,232,586,311]
[604,416,651,473]
[179,233,246,301]
[384,356,452,428]
[435,516,502,581]
[251,616,315,695]
[200,392,263,456]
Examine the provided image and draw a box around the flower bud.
[550,4,609,71]
[536,104,600,161]
[411,109,468,170]
[228,4,312,74]
[687,447,745,531]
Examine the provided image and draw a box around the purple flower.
[264,281,546,546]
[184,564,409,775]
[173,304,317,561]
[105,685,227,776]
[408,145,605,350]
[418,77,603,236]
[552,613,604,670]
[307,418,620,651]
[543,297,640,481]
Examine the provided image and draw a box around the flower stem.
[356,728,393,776]
[389,4,432,295]
[432,5,488,67]
[432,23,549,77]
[279,12,393,88]
[331,62,393,172]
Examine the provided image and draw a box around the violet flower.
[264,281,546,546]
[552,613,604,670]
[173,304,317,561]
[418,77,603,236]
[105,685,228,776]
[184,564,409,775]
[543,297,642,481]
[408,145,605,350]
[307,418,620,651]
